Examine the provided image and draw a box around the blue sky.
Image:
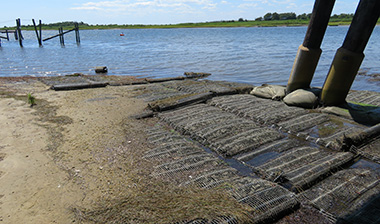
[1,0,359,27]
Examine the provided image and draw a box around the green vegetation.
[262,12,300,21]
[27,93,36,107]
[1,13,379,30]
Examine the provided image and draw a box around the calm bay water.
[1,26,379,91]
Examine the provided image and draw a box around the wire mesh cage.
[346,90,380,106]
[159,104,284,157]
[208,95,307,125]
[299,168,380,221]
[144,125,298,223]
[257,147,354,191]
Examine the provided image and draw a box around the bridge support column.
[321,0,380,106]
[287,0,335,93]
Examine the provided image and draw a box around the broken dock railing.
[0,30,13,41]
[43,23,80,46]
[0,18,80,47]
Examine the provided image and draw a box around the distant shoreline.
[1,19,368,31]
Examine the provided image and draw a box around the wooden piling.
[75,23,80,45]
[59,27,65,46]
[32,19,43,46]
[58,28,61,44]
[16,18,23,47]
[39,20,42,44]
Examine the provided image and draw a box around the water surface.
[1,26,379,91]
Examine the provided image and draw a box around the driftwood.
[51,82,109,91]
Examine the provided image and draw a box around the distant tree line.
[254,12,354,21]
[20,21,89,29]
[330,13,354,20]
[1,13,370,30]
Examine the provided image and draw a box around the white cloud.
[71,0,217,11]
[238,3,258,8]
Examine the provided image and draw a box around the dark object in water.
[95,66,108,73]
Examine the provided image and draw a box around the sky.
[1,0,360,27]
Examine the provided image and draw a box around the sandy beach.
[0,77,156,223]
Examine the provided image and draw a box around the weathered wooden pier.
[0,18,80,47]
[43,22,80,46]
[0,30,14,41]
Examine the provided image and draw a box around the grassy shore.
[2,18,375,31]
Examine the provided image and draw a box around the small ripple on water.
[0,27,379,91]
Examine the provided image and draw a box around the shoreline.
[3,19,372,31]
[1,23,353,31]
